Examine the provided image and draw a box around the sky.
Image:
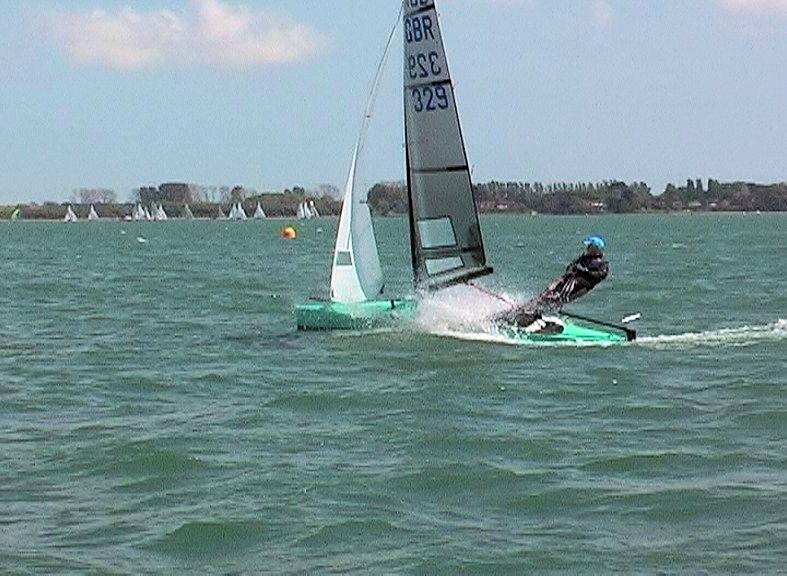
[0,0,785,203]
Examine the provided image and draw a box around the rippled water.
[1,215,784,573]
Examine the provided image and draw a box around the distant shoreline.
[3,177,786,220]
[2,209,782,223]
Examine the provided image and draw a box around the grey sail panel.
[403,0,491,289]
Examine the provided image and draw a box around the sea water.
[0,214,784,573]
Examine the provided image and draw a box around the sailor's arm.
[581,258,609,283]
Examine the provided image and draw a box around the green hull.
[296,299,630,343]
[295,299,418,331]
[502,321,629,344]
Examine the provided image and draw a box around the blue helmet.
[583,235,606,250]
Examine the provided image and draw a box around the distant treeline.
[3,179,786,220]
[368,179,787,215]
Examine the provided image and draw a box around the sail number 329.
[412,86,449,113]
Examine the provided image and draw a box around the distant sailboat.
[183,204,194,220]
[217,205,227,219]
[63,205,78,223]
[88,205,99,221]
[229,202,247,221]
[132,203,146,221]
[155,204,168,221]
[309,200,320,218]
[10,208,21,221]
[297,201,315,220]
[253,202,266,219]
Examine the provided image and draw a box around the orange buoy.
[282,226,297,240]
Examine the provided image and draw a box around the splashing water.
[415,283,523,334]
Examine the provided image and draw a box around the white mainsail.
[133,203,147,221]
[253,202,266,219]
[329,6,400,303]
[309,200,320,218]
[296,202,307,220]
[403,0,491,288]
[183,204,194,220]
[63,205,78,223]
[156,204,168,221]
[88,205,99,221]
[236,203,248,220]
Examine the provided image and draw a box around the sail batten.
[412,165,468,174]
[403,0,491,289]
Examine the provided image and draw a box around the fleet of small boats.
[52,200,283,222]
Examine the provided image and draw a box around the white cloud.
[592,0,613,28]
[46,0,327,71]
[720,0,787,16]
[194,0,324,68]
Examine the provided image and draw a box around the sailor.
[498,236,610,328]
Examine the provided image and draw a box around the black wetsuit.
[499,252,609,327]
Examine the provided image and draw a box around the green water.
[1,215,785,574]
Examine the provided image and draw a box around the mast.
[329,4,401,303]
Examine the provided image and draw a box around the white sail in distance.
[330,5,401,303]
[253,202,266,219]
[88,205,99,221]
[133,204,146,221]
[63,205,78,223]
[237,203,248,220]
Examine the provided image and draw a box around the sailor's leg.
[559,276,591,305]
[494,305,540,328]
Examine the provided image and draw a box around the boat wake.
[637,319,786,349]
[424,319,787,349]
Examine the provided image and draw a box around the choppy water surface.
[0,214,784,574]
